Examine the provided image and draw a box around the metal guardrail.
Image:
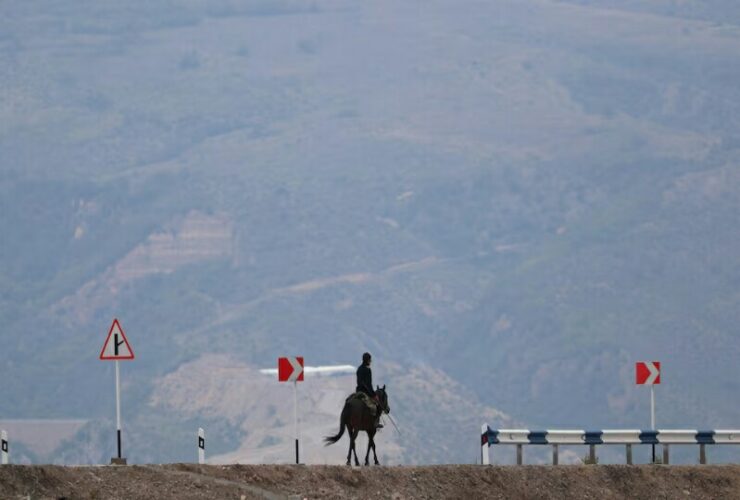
[480,425,740,465]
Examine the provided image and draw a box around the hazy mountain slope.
[1,0,739,464]
[554,0,740,25]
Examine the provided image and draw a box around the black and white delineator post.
[481,424,489,465]
[277,356,304,464]
[1,430,8,465]
[100,318,135,464]
[198,428,205,464]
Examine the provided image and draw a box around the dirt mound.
[1,464,738,499]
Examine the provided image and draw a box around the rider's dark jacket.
[356,363,376,397]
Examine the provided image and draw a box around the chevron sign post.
[636,361,661,385]
[278,356,304,464]
[278,357,304,382]
[636,361,661,463]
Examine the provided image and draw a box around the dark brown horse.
[324,386,390,466]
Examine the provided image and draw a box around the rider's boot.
[375,410,384,429]
[372,396,384,429]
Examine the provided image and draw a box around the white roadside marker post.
[1,430,8,464]
[198,428,205,465]
[481,424,489,465]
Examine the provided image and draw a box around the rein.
[385,413,402,436]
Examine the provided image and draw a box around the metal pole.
[650,384,655,431]
[699,444,707,465]
[516,444,523,465]
[651,384,655,463]
[293,380,299,464]
[626,444,632,465]
[116,359,122,459]
[552,444,558,465]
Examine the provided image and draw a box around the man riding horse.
[324,355,390,466]
[355,352,383,429]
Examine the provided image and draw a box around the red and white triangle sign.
[99,318,135,360]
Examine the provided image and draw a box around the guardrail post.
[589,444,596,464]
[625,444,632,465]
[699,444,706,465]
[552,444,558,465]
[516,444,523,465]
[662,444,669,465]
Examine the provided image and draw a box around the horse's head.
[376,385,390,414]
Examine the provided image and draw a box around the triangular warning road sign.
[100,318,135,360]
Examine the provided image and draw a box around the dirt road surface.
[1,464,739,499]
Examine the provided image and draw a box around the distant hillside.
[1,0,739,464]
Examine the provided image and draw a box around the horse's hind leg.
[351,429,360,466]
[345,424,353,466]
[372,436,380,465]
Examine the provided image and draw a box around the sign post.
[100,318,135,464]
[651,385,655,431]
[116,360,121,458]
[294,380,298,464]
[636,361,661,463]
[278,356,304,464]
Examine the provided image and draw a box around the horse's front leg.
[364,431,372,466]
[367,429,379,465]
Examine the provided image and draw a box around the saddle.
[346,392,378,416]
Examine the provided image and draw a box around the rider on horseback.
[356,352,383,429]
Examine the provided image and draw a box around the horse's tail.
[323,402,350,446]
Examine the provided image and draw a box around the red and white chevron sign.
[636,361,661,385]
[278,356,304,382]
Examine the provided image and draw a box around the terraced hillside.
[2,0,739,464]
